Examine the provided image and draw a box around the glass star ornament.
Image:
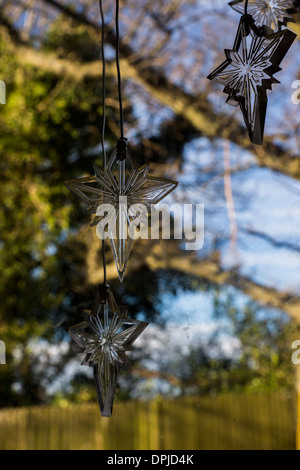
[66,138,178,282]
[229,0,300,31]
[68,284,149,417]
[207,14,296,145]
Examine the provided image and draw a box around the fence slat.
[0,391,296,450]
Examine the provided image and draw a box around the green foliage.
[173,295,297,395]
[45,20,100,62]
[0,28,117,405]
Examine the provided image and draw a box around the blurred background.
[0,0,300,450]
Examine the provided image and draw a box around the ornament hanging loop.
[116,137,128,161]
[243,0,252,27]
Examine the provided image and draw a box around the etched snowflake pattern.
[66,141,177,282]
[229,0,300,31]
[223,46,272,97]
[69,287,148,416]
[208,16,296,143]
[73,305,147,369]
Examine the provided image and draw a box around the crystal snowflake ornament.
[207,14,296,145]
[229,0,300,31]
[68,284,148,417]
[66,138,178,282]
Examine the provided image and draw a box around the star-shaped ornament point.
[68,285,148,417]
[208,14,296,144]
[66,139,178,282]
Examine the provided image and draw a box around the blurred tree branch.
[1,2,300,180]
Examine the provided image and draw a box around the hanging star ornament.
[66,138,178,282]
[229,0,300,31]
[68,284,148,417]
[207,14,296,145]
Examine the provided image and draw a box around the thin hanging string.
[99,0,107,167]
[99,0,107,286]
[102,239,107,285]
[115,0,125,139]
[244,0,249,15]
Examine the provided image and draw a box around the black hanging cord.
[244,0,249,15]
[99,0,107,167]
[102,238,107,285]
[99,0,107,285]
[115,0,125,139]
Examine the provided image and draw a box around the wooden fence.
[0,392,297,450]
